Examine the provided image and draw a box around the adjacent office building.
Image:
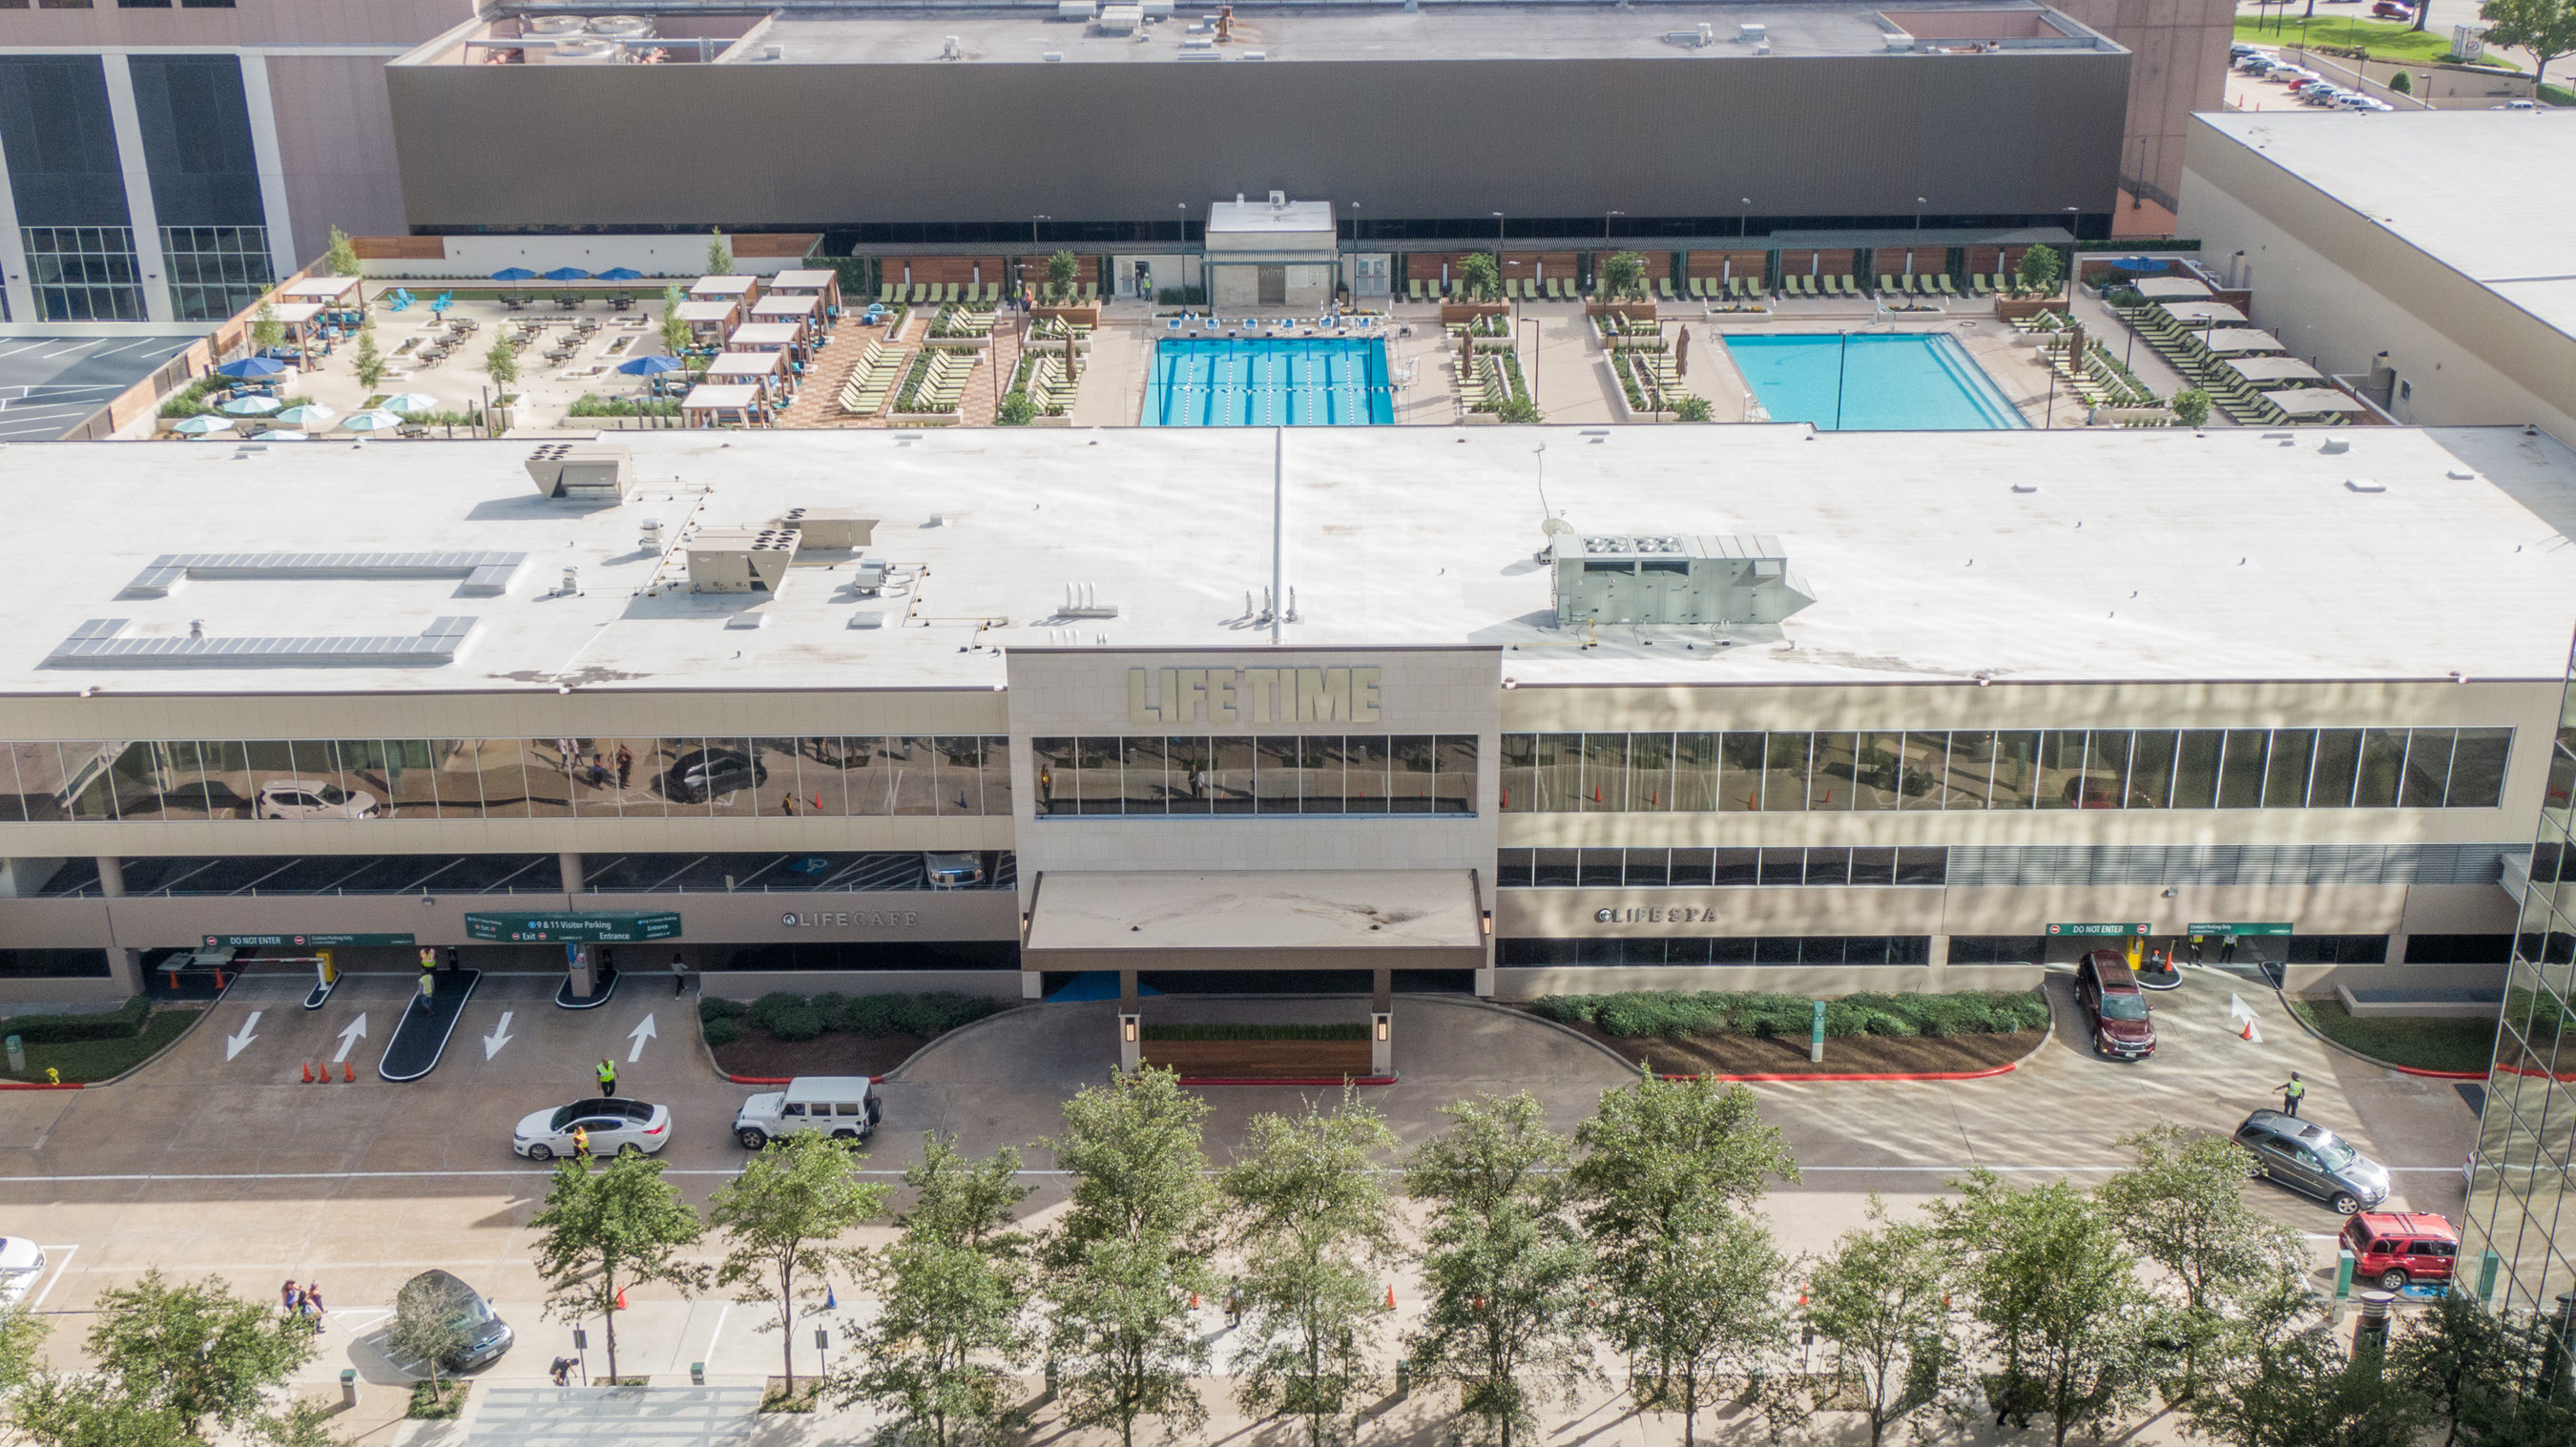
[0,424,2561,1009]
[0,0,470,325]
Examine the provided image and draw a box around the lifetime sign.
[1128,666,1382,727]
[202,933,416,949]
[464,912,681,943]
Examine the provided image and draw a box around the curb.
[2275,985,2491,1082]
[1660,1059,2025,1084]
[1176,1075,1397,1087]
[723,1074,881,1085]
[16,974,245,1091]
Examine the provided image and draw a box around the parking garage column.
[95,857,141,994]
[1371,966,1393,1077]
[559,852,585,895]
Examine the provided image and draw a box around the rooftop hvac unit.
[1549,532,1816,629]
[686,527,800,593]
[1098,4,1143,34]
[526,14,584,37]
[539,38,621,65]
[773,506,877,549]
[1057,0,1096,18]
[1141,0,1174,15]
[525,442,634,500]
[1737,23,1766,43]
[587,14,654,39]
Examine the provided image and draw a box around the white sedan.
[0,1239,47,1309]
[511,1099,670,1161]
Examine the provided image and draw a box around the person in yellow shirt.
[571,1125,592,1162]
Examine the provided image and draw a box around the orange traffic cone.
[301,1062,313,1084]
[2241,1018,2262,1044]
[1191,1293,1200,1310]
[343,1062,356,1083]
[1385,1286,1396,1310]
[615,1288,628,1311]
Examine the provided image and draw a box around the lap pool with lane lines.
[1724,332,2029,430]
[1144,337,1395,426]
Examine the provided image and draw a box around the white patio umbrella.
[171,415,235,435]
[340,408,405,432]
[379,392,440,414]
[272,403,337,427]
[218,395,282,416]
[258,430,312,442]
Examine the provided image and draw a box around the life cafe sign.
[1128,665,1383,726]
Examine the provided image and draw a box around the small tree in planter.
[1597,251,1648,302]
[997,391,1036,426]
[706,228,734,277]
[659,284,692,359]
[2016,244,2066,299]
[1459,253,1500,302]
[323,225,362,279]
[486,334,521,390]
[250,302,284,356]
[354,320,385,394]
[1046,251,1081,304]
[2170,388,2212,428]
[389,1272,475,1416]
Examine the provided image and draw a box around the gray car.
[2233,1109,2391,1214]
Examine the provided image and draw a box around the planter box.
[1030,414,1074,428]
[1440,301,1508,324]
[1139,1040,1374,1078]
[1993,296,2067,320]
[1587,301,1660,324]
[1032,305,1099,327]
[885,410,962,426]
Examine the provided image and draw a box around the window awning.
[1026,870,1485,972]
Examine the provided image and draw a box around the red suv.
[2339,1211,2458,1290]
[2075,950,2155,1059]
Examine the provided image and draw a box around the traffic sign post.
[202,933,416,949]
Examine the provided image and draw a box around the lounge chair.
[1937,276,1959,297]
[1656,278,1676,300]
[1409,279,1425,302]
[1971,274,1993,297]
[1080,281,1097,303]
[1878,275,1898,297]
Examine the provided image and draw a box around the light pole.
[1604,209,1623,240]
[1029,216,1049,304]
[1914,196,1925,281]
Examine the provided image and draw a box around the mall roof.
[2192,111,2576,342]
[2,423,2573,695]
[743,2,2110,67]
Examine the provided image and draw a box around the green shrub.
[996,390,1036,426]
[893,991,999,1037]
[699,997,749,1023]
[1529,988,2048,1041]
[839,993,903,1037]
[5,996,150,1044]
[701,1017,741,1047]
[748,991,813,1038]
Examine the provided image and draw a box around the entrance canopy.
[1026,870,1485,973]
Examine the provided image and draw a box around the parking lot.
[0,964,2477,1437]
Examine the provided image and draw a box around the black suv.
[657,748,767,804]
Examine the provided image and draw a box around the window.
[161,226,272,320]
[1495,936,1932,966]
[1498,848,1943,888]
[1950,935,2047,964]
[1031,735,1475,817]
[22,227,144,320]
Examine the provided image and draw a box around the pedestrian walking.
[280,1279,300,1314]
[303,1283,325,1333]
[2188,936,2205,966]
[551,1357,576,1387]
[2276,1071,2307,1118]
[596,1057,617,1098]
[615,744,634,790]
[416,970,435,1015]
[671,952,688,997]
[572,1125,592,1162]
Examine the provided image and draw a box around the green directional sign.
[2185,922,2295,937]
[201,933,416,949]
[464,912,681,943]
[2046,922,2151,938]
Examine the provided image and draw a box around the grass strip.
[2290,997,2495,1074]
[5,1008,200,1084]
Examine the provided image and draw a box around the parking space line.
[31,1245,77,1308]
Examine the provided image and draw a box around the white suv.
[255,778,379,820]
[734,1077,879,1148]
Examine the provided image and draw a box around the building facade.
[0,0,469,326]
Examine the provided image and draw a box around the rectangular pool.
[1144,337,1394,426]
[1724,332,2028,430]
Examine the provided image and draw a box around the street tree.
[323,226,361,279]
[2480,0,2576,90]
[250,302,284,355]
[1570,1074,1800,1447]
[1459,253,1501,301]
[706,227,733,276]
[1803,1200,1963,1447]
[846,1135,1037,1447]
[387,1273,475,1413]
[2389,1292,2509,1447]
[485,334,520,391]
[1218,1088,1401,1447]
[1402,1091,1594,1447]
[711,1131,889,1397]
[1041,1068,1219,1447]
[1597,252,1648,300]
[9,1376,189,1447]
[82,1271,315,1442]
[1931,1169,2151,1447]
[659,284,691,358]
[528,1153,709,1382]
[2187,1293,2433,1447]
[2096,1123,2306,1400]
[2460,1305,2576,1447]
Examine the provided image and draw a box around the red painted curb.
[0,1082,84,1090]
[723,1075,879,1085]
[1176,1075,1398,1087]
[1659,1060,2023,1084]
[2386,1065,2489,1081]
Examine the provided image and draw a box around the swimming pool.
[1144,337,1395,426]
[1724,333,2028,430]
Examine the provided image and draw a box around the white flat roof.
[678,384,761,409]
[691,277,758,297]
[2195,111,2576,341]
[705,352,783,378]
[727,324,803,348]
[1208,198,1335,235]
[6,424,2576,697]
[2204,328,2285,354]
[769,270,838,289]
[675,301,738,321]
[752,295,821,317]
[1027,870,1482,953]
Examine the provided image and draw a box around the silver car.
[255,777,379,820]
[923,852,985,889]
[2234,1109,2391,1214]
[511,1098,671,1161]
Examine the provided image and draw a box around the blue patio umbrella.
[490,268,538,282]
[596,267,644,281]
[616,355,683,376]
[542,266,592,282]
[214,356,288,379]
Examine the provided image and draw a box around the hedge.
[1139,1023,1368,1042]
[1531,989,2049,1041]
[703,991,1000,1043]
[4,996,152,1045]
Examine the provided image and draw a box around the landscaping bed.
[3,1001,204,1085]
[2290,996,2495,1075]
[702,991,1005,1079]
[1528,989,2050,1078]
[1138,1023,1372,1078]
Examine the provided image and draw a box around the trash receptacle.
[340,1369,357,1408]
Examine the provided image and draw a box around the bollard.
[1395,1359,1409,1398]
[1045,1358,1059,1396]
[2335,1249,2356,1302]
[1809,1001,1826,1064]
[4,1035,21,1075]
[340,1369,357,1409]
[2478,1250,2501,1306]
[690,1362,705,1387]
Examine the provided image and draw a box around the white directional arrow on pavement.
[483,1011,515,1061]
[2228,993,2255,1023]
[626,1014,656,1064]
[223,1011,262,1062]
[332,1014,368,1065]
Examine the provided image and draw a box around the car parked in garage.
[511,1098,671,1161]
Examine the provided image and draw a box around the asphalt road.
[0,335,198,442]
